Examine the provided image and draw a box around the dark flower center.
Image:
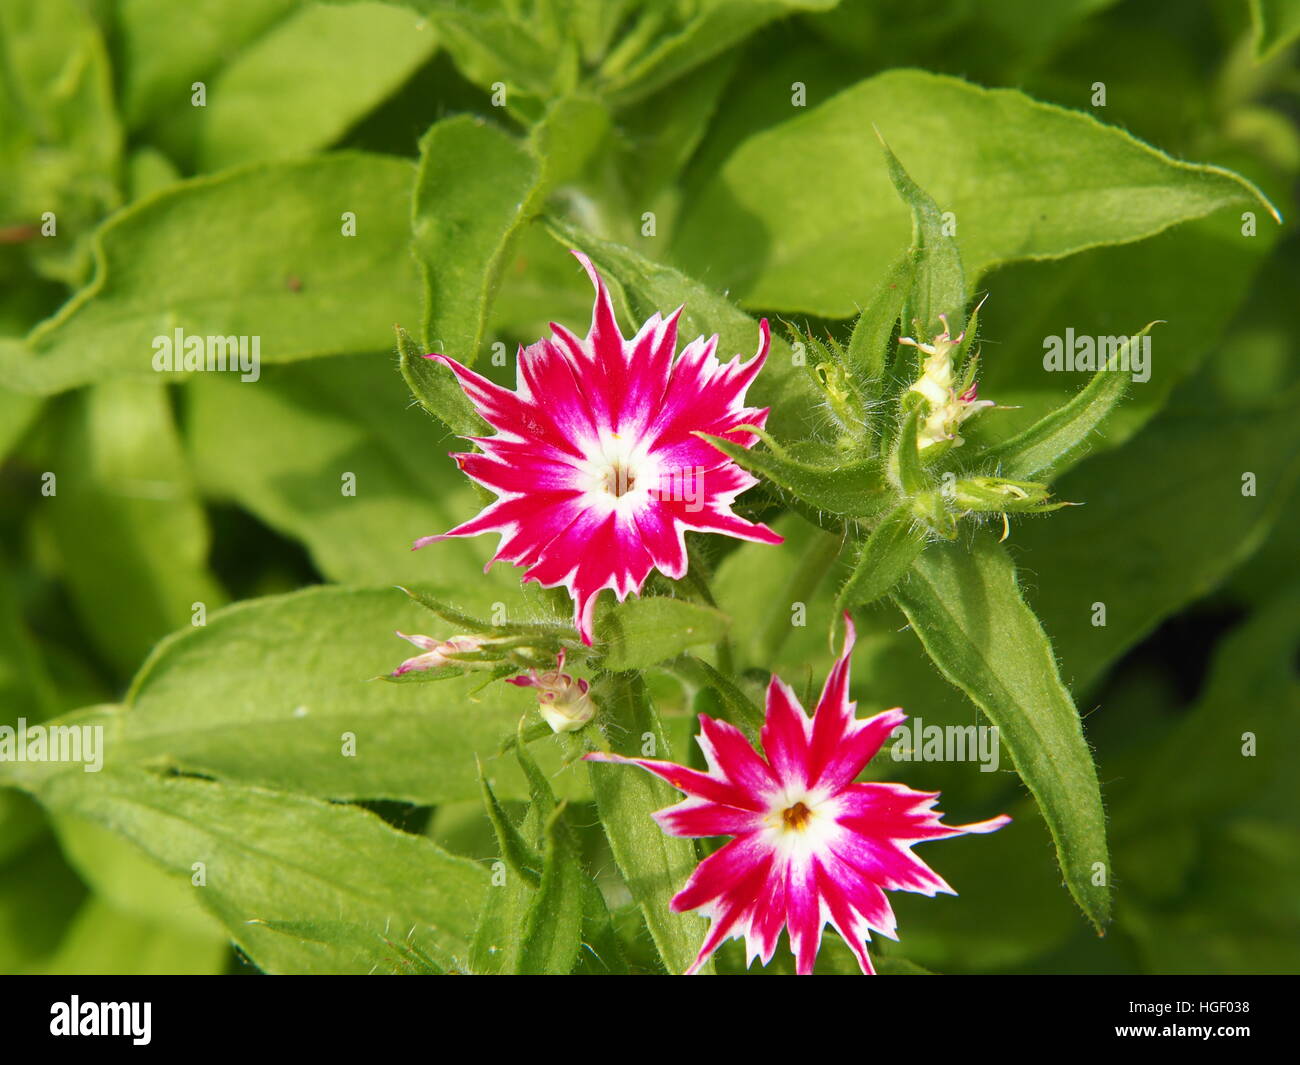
[603,461,636,498]
[782,801,813,832]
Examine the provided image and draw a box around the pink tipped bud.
[392,632,492,676]
[508,649,595,733]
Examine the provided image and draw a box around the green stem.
[679,546,736,677]
[759,530,844,662]
[585,672,713,975]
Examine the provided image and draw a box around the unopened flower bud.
[391,632,493,676]
[507,649,595,733]
[900,315,994,450]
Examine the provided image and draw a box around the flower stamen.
[601,461,637,498]
[782,801,813,832]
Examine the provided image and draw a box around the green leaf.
[39,379,225,675]
[893,408,929,496]
[184,354,497,589]
[411,115,541,362]
[8,764,488,974]
[3,154,419,395]
[980,323,1158,481]
[837,505,928,608]
[971,212,1278,462]
[1250,0,1300,61]
[518,803,585,975]
[400,584,566,637]
[877,136,966,337]
[0,0,123,283]
[891,532,1111,929]
[543,216,820,440]
[702,433,888,517]
[598,595,730,670]
[36,896,228,976]
[249,918,444,974]
[670,654,765,738]
[674,69,1278,316]
[49,812,224,941]
[198,2,438,169]
[470,788,542,973]
[115,0,297,132]
[397,325,488,437]
[478,769,542,888]
[45,586,584,805]
[419,1,566,109]
[1016,378,1300,693]
[845,252,913,394]
[596,0,839,106]
[474,726,620,975]
[586,672,711,974]
[530,93,613,193]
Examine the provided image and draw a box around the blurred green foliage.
[0,0,1296,974]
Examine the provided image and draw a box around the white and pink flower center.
[576,430,662,513]
[763,790,840,860]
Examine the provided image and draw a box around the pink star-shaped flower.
[414,252,782,645]
[585,616,1010,974]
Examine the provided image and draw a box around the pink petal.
[760,676,812,791]
[696,714,778,799]
[583,751,764,811]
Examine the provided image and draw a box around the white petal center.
[577,430,659,515]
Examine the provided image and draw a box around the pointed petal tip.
[964,813,1013,833]
[582,751,634,765]
[569,248,603,291]
[839,611,857,657]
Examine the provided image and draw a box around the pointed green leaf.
[397,325,486,438]
[878,136,966,337]
[412,115,540,363]
[981,323,1159,481]
[675,70,1278,317]
[893,408,929,495]
[3,154,419,395]
[598,596,730,671]
[398,584,567,636]
[838,505,928,609]
[845,252,913,394]
[479,767,542,888]
[701,432,888,517]
[518,803,585,975]
[586,673,710,974]
[5,764,488,974]
[891,533,1111,930]
[1251,0,1300,61]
